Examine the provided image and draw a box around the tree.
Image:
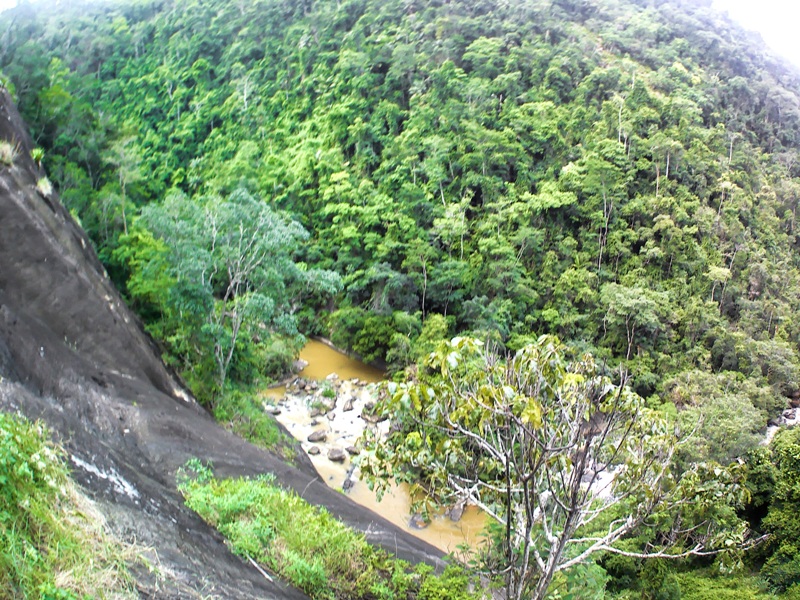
[103,135,143,234]
[600,283,670,360]
[129,188,341,398]
[361,336,749,600]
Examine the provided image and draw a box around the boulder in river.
[328,448,347,462]
[307,430,327,443]
[318,396,336,412]
[346,446,359,456]
[343,397,355,412]
[307,446,321,455]
[446,501,466,522]
[361,408,388,423]
[409,513,429,529]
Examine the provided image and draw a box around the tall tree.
[362,336,749,600]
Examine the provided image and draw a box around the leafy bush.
[674,570,777,600]
[417,565,474,600]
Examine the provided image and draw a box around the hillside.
[2,0,800,596]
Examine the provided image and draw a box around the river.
[263,339,486,555]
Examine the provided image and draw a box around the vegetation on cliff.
[178,459,480,600]
[0,414,135,599]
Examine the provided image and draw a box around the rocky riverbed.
[263,355,487,555]
[265,374,389,486]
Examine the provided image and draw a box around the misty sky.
[0,0,798,68]
[712,0,800,67]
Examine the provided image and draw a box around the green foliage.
[417,565,473,600]
[761,428,800,592]
[30,147,44,167]
[177,461,482,600]
[673,569,778,600]
[361,336,749,600]
[119,188,340,403]
[0,413,133,599]
[665,370,769,464]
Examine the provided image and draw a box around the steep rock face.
[0,89,443,598]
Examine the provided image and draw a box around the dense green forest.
[3,0,800,596]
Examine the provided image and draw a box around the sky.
[712,0,800,68]
[0,1,798,68]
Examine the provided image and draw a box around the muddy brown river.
[264,340,486,555]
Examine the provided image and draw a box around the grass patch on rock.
[177,459,482,600]
[0,413,135,599]
[213,386,296,461]
[0,140,16,166]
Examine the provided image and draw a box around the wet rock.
[309,407,324,418]
[319,396,336,412]
[346,446,359,456]
[307,446,321,456]
[446,501,465,522]
[265,405,281,416]
[409,513,429,529]
[342,478,354,491]
[293,358,309,373]
[783,408,797,420]
[307,430,327,443]
[361,408,388,423]
[343,397,354,412]
[310,418,319,426]
[328,448,347,463]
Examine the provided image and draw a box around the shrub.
[0,140,16,166]
[674,570,777,600]
[30,147,44,167]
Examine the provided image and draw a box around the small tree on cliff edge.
[361,336,752,600]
